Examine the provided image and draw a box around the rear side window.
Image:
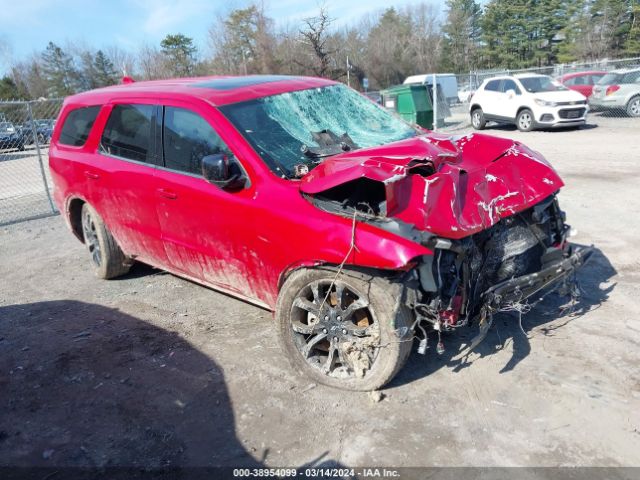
[58,106,101,146]
[100,104,155,163]
[485,80,501,92]
[622,71,640,84]
[597,73,621,85]
[163,107,230,175]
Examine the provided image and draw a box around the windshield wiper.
[301,130,358,159]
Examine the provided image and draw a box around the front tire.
[516,109,534,132]
[626,96,640,117]
[81,203,130,279]
[276,268,413,391]
[471,108,486,130]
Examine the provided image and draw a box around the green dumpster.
[380,84,444,129]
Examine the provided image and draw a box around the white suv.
[469,74,588,131]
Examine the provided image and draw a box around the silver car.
[590,68,640,117]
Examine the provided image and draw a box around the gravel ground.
[1,115,639,470]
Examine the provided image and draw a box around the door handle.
[157,188,178,200]
[84,171,99,180]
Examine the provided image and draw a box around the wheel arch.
[516,105,533,117]
[626,93,640,107]
[66,196,86,243]
[276,261,411,295]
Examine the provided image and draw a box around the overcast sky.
[0,0,445,73]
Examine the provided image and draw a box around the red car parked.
[558,70,607,98]
[49,75,592,390]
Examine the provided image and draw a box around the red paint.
[439,295,463,326]
[302,133,563,239]
[49,75,565,310]
[558,71,606,98]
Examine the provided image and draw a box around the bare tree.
[104,46,136,78]
[137,44,169,80]
[11,55,48,99]
[405,3,443,74]
[208,4,278,75]
[297,7,341,78]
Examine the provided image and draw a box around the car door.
[89,101,169,269]
[495,79,522,119]
[479,79,504,117]
[154,100,262,302]
[570,75,592,97]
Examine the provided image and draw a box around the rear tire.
[471,108,486,130]
[81,203,130,279]
[276,267,413,391]
[516,109,534,132]
[626,96,640,117]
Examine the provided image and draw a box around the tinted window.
[501,79,521,94]
[100,104,154,163]
[566,75,588,86]
[597,73,621,85]
[163,107,230,175]
[589,74,604,84]
[59,106,101,146]
[519,76,567,93]
[622,71,640,84]
[485,80,501,91]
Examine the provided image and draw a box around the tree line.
[1,0,638,100]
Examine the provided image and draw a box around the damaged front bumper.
[461,244,593,352]
[482,244,594,312]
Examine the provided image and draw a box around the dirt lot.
[1,114,639,470]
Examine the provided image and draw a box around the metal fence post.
[432,73,438,132]
[26,101,56,214]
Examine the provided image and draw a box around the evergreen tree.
[480,0,579,69]
[160,34,197,77]
[210,5,278,75]
[440,0,482,73]
[0,76,25,100]
[480,0,531,69]
[366,8,414,86]
[624,1,640,55]
[532,0,580,66]
[93,50,118,87]
[41,42,80,97]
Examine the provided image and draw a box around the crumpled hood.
[300,133,564,239]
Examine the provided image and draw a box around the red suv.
[50,75,592,390]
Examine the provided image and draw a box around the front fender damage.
[301,132,591,355]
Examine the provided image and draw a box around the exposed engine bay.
[302,133,593,354]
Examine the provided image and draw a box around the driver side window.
[163,107,232,176]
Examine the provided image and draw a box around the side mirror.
[506,89,516,98]
[202,154,246,190]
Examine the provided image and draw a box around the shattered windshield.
[219,84,417,178]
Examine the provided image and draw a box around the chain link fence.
[431,56,640,133]
[0,99,63,225]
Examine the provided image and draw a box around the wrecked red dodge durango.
[50,75,592,390]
